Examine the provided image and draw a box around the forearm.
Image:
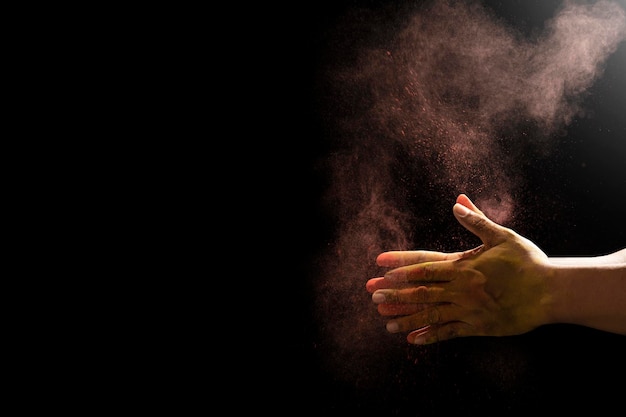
[549,248,626,266]
[545,261,626,335]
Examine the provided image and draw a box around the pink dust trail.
[312,0,626,387]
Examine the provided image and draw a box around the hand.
[366,194,553,345]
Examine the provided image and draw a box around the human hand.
[366,194,552,345]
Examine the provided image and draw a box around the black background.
[268,0,626,414]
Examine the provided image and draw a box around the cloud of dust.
[314,0,626,386]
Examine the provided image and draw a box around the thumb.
[453,202,507,247]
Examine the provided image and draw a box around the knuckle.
[417,286,428,302]
[409,286,429,302]
[472,215,488,231]
[423,263,433,279]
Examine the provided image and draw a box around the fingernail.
[413,335,427,345]
[386,321,399,333]
[372,292,386,303]
[453,203,470,217]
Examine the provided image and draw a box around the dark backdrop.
[271,0,626,414]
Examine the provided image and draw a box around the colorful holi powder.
[311,0,626,389]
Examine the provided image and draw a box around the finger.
[376,250,464,267]
[372,286,447,304]
[453,202,509,247]
[385,303,463,333]
[383,259,469,283]
[406,322,474,345]
[456,193,485,216]
[366,277,386,293]
[377,303,428,316]
[366,277,417,293]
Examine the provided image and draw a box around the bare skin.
[366,194,626,345]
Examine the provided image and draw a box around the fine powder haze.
[312,0,626,387]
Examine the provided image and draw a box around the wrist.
[543,261,626,334]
